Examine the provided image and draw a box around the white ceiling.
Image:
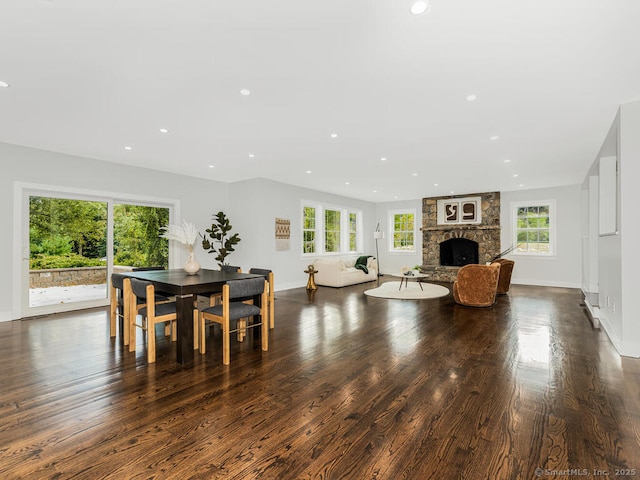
[1,0,639,202]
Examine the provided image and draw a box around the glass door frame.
[15,182,179,319]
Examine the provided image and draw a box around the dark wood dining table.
[123,268,262,365]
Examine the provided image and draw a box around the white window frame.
[301,201,363,257]
[511,199,557,257]
[388,208,418,254]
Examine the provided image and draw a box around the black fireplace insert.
[440,238,479,266]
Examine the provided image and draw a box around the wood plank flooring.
[1,282,640,479]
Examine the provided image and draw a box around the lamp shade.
[374,231,385,240]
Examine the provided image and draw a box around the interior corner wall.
[500,184,582,288]
[0,142,229,321]
[226,178,377,291]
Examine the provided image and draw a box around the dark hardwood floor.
[1,281,640,479]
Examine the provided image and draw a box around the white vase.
[183,246,201,275]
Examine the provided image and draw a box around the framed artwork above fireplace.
[437,196,482,225]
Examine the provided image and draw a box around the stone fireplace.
[420,192,501,282]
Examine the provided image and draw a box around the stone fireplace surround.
[420,192,501,283]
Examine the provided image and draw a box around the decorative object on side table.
[161,220,200,274]
[201,211,242,268]
[304,264,318,290]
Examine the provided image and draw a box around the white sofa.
[313,256,378,287]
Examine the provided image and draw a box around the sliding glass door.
[23,188,171,317]
[28,195,108,309]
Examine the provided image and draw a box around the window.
[324,209,341,253]
[512,200,556,255]
[303,206,316,254]
[389,209,416,253]
[301,202,362,255]
[349,213,358,251]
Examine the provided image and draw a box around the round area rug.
[364,281,450,300]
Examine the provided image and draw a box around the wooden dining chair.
[205,265,242,307]
[199,277,268,365]
[127,278,178,363]
[110,273,125,339]
[248,268,274,329]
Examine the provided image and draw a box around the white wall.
[0,142,382,321]
[227,178,377,290]
[374,199,423,275]
[500,185,582,288]
[581,100,640,357]
[0,142,229,321]
[619,101,640,356]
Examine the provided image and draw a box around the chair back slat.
[130,278,152,299]
[111,273,126,290]
[221,265,241,273]
[248,268,271,278]
[227,277,264,300]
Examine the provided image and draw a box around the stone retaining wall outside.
[29,266,133,288]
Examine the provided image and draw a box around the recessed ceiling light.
[490,136,499,141]
[373,190,378,193]
[306,170,312,174]
[410,1,430,15]
[0,81,9,88]
[504,159,511,163]
[330,133,338,138]
[434,183,439,187]
[513,174,519,178]
[124,146,132,151]
[412,173,418,177]
[240,89,251,96]
[248,154,255,158]
[394,196,399,199]
[345,182,350,185]
[381,157,387,161]
[159,128,169,134]
[519,184,525,187]
[450,190,455,194]
[209,165,215,168]
[466,94,477,102]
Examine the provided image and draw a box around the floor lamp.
[374,224,384,284]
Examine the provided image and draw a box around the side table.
[304,264,318,290]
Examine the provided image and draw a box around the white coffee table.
[390,272,430,291]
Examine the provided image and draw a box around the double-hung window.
[512,200,556,255]
[302,206,317,254]
[389,209,417,253]
[324,208,341,253]
[302,202,362,255]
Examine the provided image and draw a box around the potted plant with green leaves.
[201,211,241,268]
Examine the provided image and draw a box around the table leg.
[418,280,423,291]
[176,294,195,364]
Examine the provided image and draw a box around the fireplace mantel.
[421,225,500,232]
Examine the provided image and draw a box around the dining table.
[123,268,263,365]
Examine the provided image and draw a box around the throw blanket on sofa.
[354,255,373,274]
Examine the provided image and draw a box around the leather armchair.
[453,263,501,307]
[492,258,515,294]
